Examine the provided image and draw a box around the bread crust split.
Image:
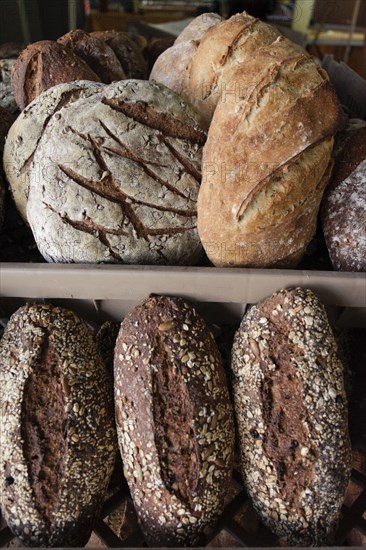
[114,295,235,546]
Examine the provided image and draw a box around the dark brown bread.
[0,303,117,546]
[0,43,24,59]
[114,296,235,546]
[231,287,351,546]
[0,105,14,156]
[96,320,121,373]
[11,41,101,110]
[92,31,147,79]
[321,127,366,271]
[58,29,126,83]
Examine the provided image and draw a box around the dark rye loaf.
[231,287,351,546]
[26,79,206,265]
[58,29,126,83]
[0,303,117,546]
[11,41,101,110]
[114,296,235,545]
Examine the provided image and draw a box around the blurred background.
[0,0,365,76]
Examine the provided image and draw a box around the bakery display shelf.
[0,460,365,548]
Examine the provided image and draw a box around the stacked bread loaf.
[151,12,344,268]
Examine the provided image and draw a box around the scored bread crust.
[231,287,351,546]
[26,79,206,265]
[58,29,126,83]
[114,295,235,545]
[196,20,344,267]
[11,40,101,110]
[3,80,105,222]
[0,303,117,547]
[91,31,147,79]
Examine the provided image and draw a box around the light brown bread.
[26,80,206,264]
[0,303,117,546]
[196,15,344,267]
[231,287,351,545]
[58,29,126,83]
[114,295,235,546]
[11,41,101,110]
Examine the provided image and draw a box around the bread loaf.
[0,58,18,112]
[11,41,101,110]
[0,303,117,546]
[149,13,222,113]
[231,287,351,545]
[3,80,104,221]
[91,31,147,79]
[196,14,343,267]
[58,29,126,83]
[26,79,206,265]
[321,127,366,271]
[114,295,235,545]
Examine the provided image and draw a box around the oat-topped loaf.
[26,79,206,265]
[0,303,117,546]
[231,287,351,546]
[114,295,235,545]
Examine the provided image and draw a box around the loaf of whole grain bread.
[3,80,105,221]
[0,303,117,546]
[231,287,351,545]
[114,295,235,545]
[25,79,206,265]
[321,126,366,272]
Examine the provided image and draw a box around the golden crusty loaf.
[231,287,351,545]
[196,15,343,267]
[114,295,235,545]
[0,303,117,546]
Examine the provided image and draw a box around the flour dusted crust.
[0,58,17,113]
[91,31,147,79]
[0,303,117,546]
[231,287,351,546]
[3,81,105,222]
[322,159,366,272]
[26,80,206,264]
[114,295,234,545]
[11,41,101,110]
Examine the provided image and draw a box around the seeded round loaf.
[231,287,351,546]
[58,29,126,83]
[321,127,366,271]
[114,295,235,545]
[26,79,206,264]
[3,80,105,221]
[11,40,101,110]
[0,303,117,546]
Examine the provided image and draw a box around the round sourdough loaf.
[0,303,117,546]
[11,41,101,110]
[321,127,366,271]
[0,58,17,113]
[26,79,206,264]
[58,29,126,83]
[3,80,105,222]
[114,295,235,545]
[231,287,351,546]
